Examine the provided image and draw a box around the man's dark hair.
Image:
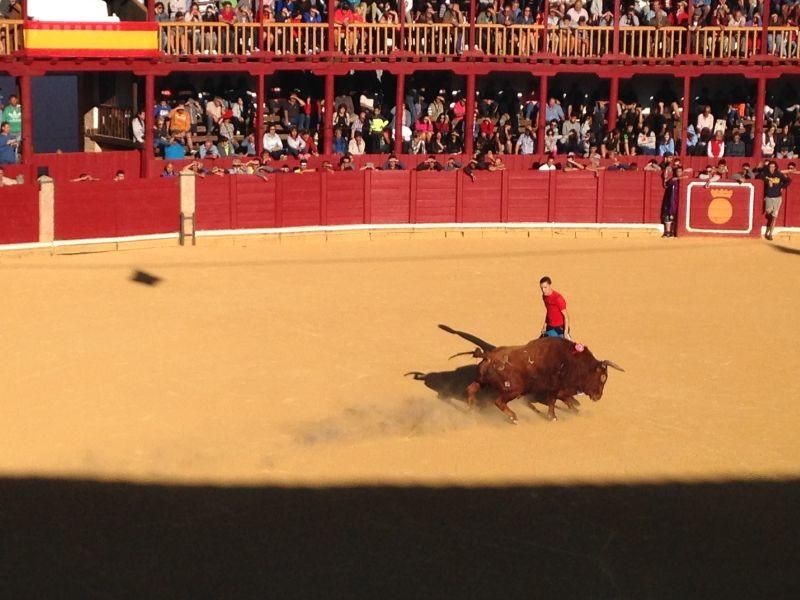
[539,276,552,285]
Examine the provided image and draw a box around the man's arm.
[562,309,571,339]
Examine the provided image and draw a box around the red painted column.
[608,76,619,132]
[687,0,694,54]
[541,1,548,54]
[468,0,476,52]
[257,0,265,52]
[464,73,476,158]
[761,0,771,56]
[20,74,33,165]
[323,72,334,155]
[394,72,405,154]
[536,74,547,154]
[680,75,690,159]
[256,73,265,154]
[144,74,155,177]
[612,0,620,55]
[399,0,406,54]
[754,76,766,160]
[327,0,336,54]
[148,0,155,21]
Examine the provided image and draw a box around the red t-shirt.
[543,291,567,328]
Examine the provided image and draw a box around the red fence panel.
[281,173,321,227]
[415,171,457,223]
[33,151,142,183]
[782,178,800,228]
[0,184,39,245]
[553,172,598,222]
[55,178,179,240]
[326,171,365,226]
[234,176,277,229]
[462,171,503,222]
[370,171,411,224]
[507,171,550,222]
[602,171,646,223]
[195,176,233,231]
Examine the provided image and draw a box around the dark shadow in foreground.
[1,478,799,599]
[772,243,800,256]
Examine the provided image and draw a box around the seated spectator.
[658,132,675,156]
[443,157,464,172]
[697,105,715,133]
[726,131,746,157]
[564,153,586,171]
[381,154,405,170]
[198,139,220,159]
[262,124,286,160]
[637,126,657,155]
[294,157,315,174]
[707,130,725,158]
[715,159,729,179]
[515,126,536,155]
[320,161,336,173]
[732,162,757,183]
[285,127,306,158]
[339,153,356,171]
[112,170,126,182]
[644,159,661,172]
[239,133,258,156]
[762,125,777,158]
[348,130,366,155]
[333,128,347,155]
[410,130,426,154]
[162,162,178,177]
[697,164,721,186]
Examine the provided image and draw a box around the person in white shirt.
[696,105,714,134]
[538,155,558,171]
[348,131,366,155]
[262,124,285,159]
[566,0,589,24]
[131,110,145,145]
[285,127,307,157]
[637,126,657,155]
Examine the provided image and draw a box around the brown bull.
[438,324,624,424]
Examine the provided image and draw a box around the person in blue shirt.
[163,137,187,159]
[332,128,348,154]
[544,98,565,124]
[658,132,675,156]
[0,121,18,164]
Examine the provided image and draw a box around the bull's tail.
[438,324,496,352]
[404,371,427,380]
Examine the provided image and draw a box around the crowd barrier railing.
[692,26,760,60]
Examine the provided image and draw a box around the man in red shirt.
[539,276,571,339]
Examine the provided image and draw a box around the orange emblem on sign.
[707,188,734,224]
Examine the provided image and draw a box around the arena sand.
[1,234,799,487]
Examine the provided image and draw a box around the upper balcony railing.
[0,20,24,55]
[3,20,800,63]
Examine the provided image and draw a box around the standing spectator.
[131,110,146,146]
[697,105,715,133]
[757,161,791,241]
[544,97,565,124]
[0,121,18,164]
[369,106,388,153]
[1,94,21,141]
[205,96,223,134]
[661,165,688,238]
[726,131,746,157]
[168,103,194,151]
[515,126,536,155]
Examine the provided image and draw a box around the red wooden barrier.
[507,171,549,222]
[782,180,800,228]
[371,171,411,224]
[462,171,503,222]
[55,178,179,240]
[414,171,458,223]
[602,171,646,223]
[0,184,39,245]
[553,171,597,222]
[32,151,142,183]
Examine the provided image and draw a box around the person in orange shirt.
[168,103,194,151]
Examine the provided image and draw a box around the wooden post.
[680,75,690,159]
[394,72,405,154]
[687,0,694,54]
[761,0,771,56]
[754,76,767,160]
[148,0,155,21]
[256,73,265,154]
[612,0,620,56]
[608,76,619,132]
[144,74,155,178]
[327,0,336,54]
[464,73,476,158]
[257,0,265,52]
[468,0,476,52]
[536,74,547,154]
[399,0,407,54]
[323,72,334,155]
[20,74,33,165]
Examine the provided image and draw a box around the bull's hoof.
[548,414,558,422]
[508,417,518,425]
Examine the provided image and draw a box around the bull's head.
[584,360,625,402]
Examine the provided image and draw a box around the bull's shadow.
[405,364,494,410]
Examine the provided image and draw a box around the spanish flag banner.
[680,182,759,237]
[25,22,158,57]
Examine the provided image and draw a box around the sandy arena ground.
[2,233,800,487]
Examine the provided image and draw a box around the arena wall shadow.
[1,477,798,599]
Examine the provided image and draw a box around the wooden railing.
[620,26,685,59]
[545,26,613,58]
[766,26,800,60]
[692,26,760,60]
[406,24,468,56]
[335,23,399,55]
[150,22,799,62]
[475,24,542,57]
[0,20,24,55]
[263,23,326,55]
[96,105,133,141]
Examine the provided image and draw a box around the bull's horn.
[404,371,427,380]
[602,360,625,372]
[448,350,478,360]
